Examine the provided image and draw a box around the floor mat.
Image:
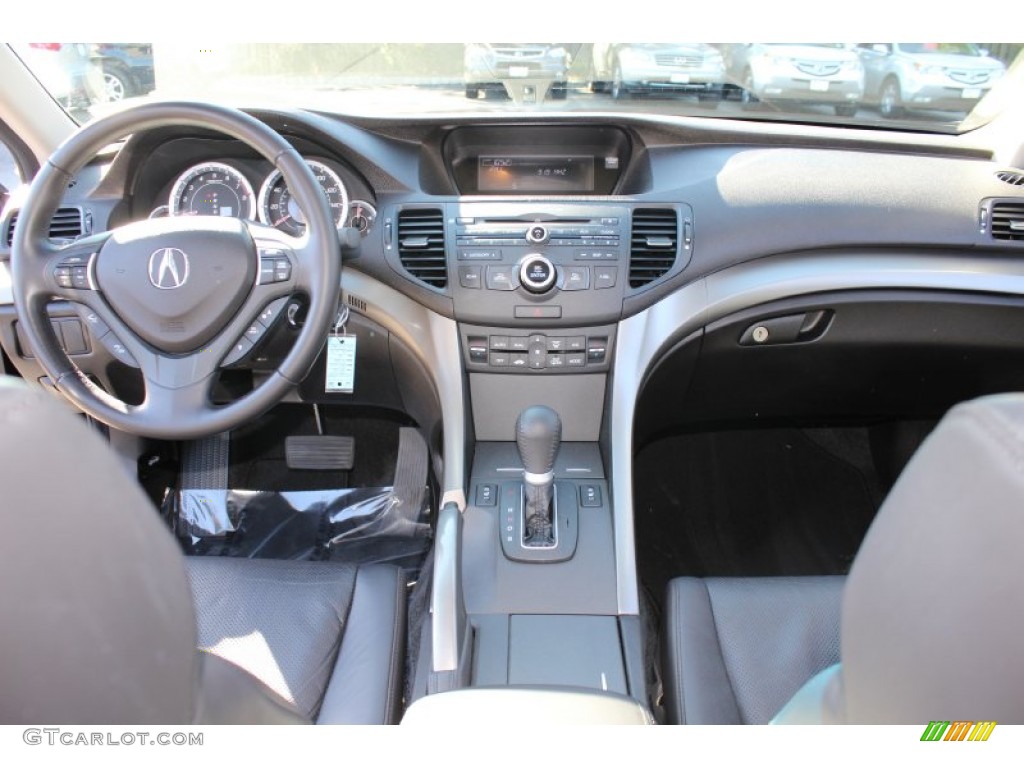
[633,427,885,611]
[175,409,433,578]
[178,486,432,574]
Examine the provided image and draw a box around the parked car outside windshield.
[856,42,1006,118]
[6,43,1023,133]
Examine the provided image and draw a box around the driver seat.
[0,377,405,724]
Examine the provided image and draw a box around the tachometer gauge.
[258,160,349,236]
[347,200,377,237]
[169,162,256,219]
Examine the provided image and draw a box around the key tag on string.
[325,305,356,393]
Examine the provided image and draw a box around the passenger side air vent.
[5,206,84,247]
[397,208,447,288]
[995,170,1024,186]
[990,201,1024,241]
[629,208,678,288]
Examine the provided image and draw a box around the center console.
[411,126,658,717]
[438,207,647,698]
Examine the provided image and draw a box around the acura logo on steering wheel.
[148,247,190,290]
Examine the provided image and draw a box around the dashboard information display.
[479,155,595,193]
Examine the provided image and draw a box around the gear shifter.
[515,405,562,547]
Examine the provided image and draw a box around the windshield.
[9,42,1022,134]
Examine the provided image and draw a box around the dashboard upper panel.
[2,108,1023,324]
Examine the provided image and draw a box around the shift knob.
[515,405,562,479]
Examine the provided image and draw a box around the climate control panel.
[461,322,615,375]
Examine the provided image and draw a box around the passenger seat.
[663,394,1024,724]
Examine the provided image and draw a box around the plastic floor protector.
[177,486,431,575]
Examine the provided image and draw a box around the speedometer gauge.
[169,162,256,219]
[258,160,349,236]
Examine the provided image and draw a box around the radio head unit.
[449,202,629,327]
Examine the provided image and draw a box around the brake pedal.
[285,435,355,471]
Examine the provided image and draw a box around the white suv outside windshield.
[7,42,1023,133]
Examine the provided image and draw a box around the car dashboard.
[3,105,1024,712]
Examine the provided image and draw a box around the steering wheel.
[10,102,340,439]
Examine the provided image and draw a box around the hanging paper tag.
[325,334,357,393]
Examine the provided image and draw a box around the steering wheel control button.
[257,297,290,329]
[76,307,110,338]
[526,225,549,244]
[223,337,254,366]
[99,332,139,368]
[55,253,97,290]
[485,265,518,291]
[561,266,590,291]
[594,266,617,289]
[244,323,266,343]
[258,255,293,285]
[519,255,556,293]
[70,266,90,289]
[53,267,73,288]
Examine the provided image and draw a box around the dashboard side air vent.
[397,208,447,288]
[6,206,84,247]
[629,208,679,288]
[996,170,1024,186]
[991,201,1024,242]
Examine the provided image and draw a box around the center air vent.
[991,201,1024,241]
[996,170,1024,186]
[629,208,678,288]
[6,207,84,247]
[397,208,447,288]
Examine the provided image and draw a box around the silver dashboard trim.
[0,262,11,305]
[339,268,467,673]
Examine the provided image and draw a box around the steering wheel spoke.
[130,369,216,426]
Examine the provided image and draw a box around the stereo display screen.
[478,155,595,193]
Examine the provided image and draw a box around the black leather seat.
[0,378,405,724]
[664,394,1024,724]
[664,576,843,724]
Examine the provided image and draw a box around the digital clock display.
[478,155,595,193]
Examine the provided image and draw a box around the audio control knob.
[519,254,557,294]
[526,225,549,245]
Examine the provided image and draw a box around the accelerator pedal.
[285,435,355,471]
